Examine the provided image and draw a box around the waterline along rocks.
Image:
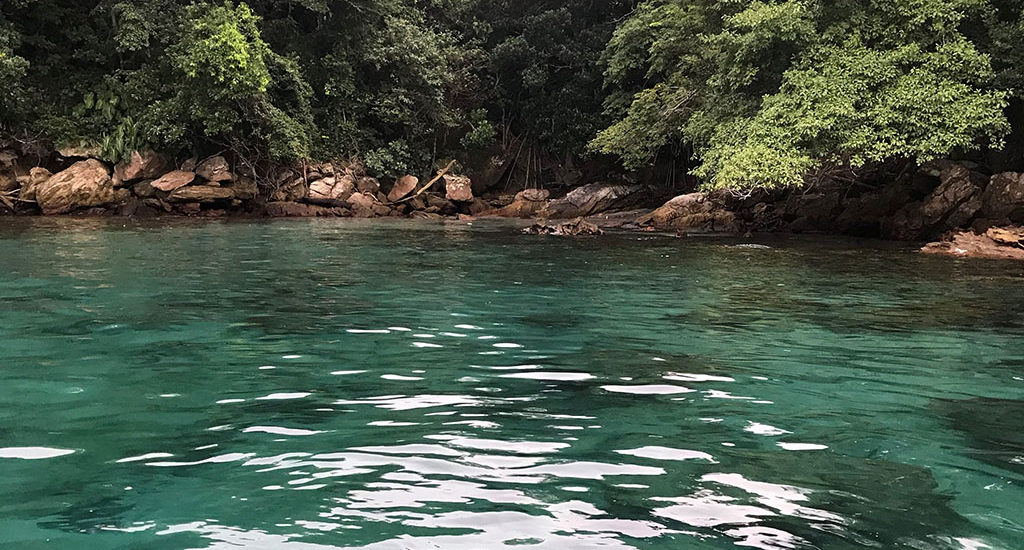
[2,145,1024,259]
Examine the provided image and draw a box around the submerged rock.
[524,217,603,236]
[934,397,1024,474]
[35,160,115,214]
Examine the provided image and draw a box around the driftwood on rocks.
[390,160,457,205]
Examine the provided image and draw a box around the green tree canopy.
[593,0,1012,189]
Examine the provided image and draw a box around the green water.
[1,218,1022,550]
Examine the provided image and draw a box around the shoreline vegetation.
[2,1,1024,259]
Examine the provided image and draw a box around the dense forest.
[2,0,1024,191]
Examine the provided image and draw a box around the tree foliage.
[1,0,1024,188]
[593,0,1015,189]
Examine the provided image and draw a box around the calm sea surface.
[0,217,1022,549]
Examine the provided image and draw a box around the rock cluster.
[0,147,492,219]
[636,162,1024,255]
[921,227,1024,260]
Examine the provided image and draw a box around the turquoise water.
[0,218,1022,550]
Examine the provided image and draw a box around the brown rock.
[980,172,1024,223]
[309,175,355,202]
[445,174,473,202]
[346,191,386,218]
[638,192,739,233]
[167,186,234,203]
[132,180,156,198]
[57,145,102,159]
[487,198,546,218]
[356,176,380,194]
[178,202,202,215]
[0,171,18,193]
[544,183,658,218]
[524,217,603,236]
[408,196,427,211]
[922,230,1024,261]
[921,165,984,228]
[231,176,259,201]
[152,171,196,192]
[18,167,54,202]
[388,175,419,202]
[424,193,457,216]
[196,156,233,182]
[271,178,308,202]
[466,197,491,216]
[142,198,172,212]
[180,157,198,172]
[35,160,115,214]
[263,201,350,217]
[114,150,170,182]
[890,165,985,240]
[514,188,550,202]
[0,150,17,168]
[987,226,1024,247]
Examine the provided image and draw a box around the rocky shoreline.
[2,146,1024,260]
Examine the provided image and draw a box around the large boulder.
[195,156,233,183]
[890,164,985,240]
[979,172,1024,223]
[445,174,474,202]
[544,183,659,218]
[151,171,196,192]
[114,150,170,183]
[387,175,419,202]
[638,192,739,233]
[167,186,234,203]
[35,159,115,214]
[485,189,550,218]
[309,175,355,202]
